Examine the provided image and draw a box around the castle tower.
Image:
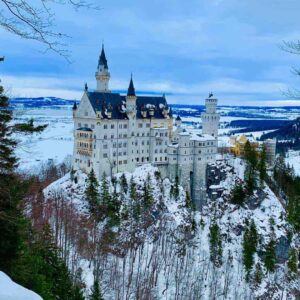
[201,93,220,139]
[95,45,110,92]
[126,75,137,118]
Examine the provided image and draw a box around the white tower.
[95,45,110,92]
[201,93,220,139]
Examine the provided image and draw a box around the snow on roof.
[190,133,215,141]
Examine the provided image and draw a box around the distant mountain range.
[261,117,300,151]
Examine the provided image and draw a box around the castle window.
[104,124,107,129]
[84,124,88,127]
[123,151,126,155]
[113,143,116,148]
[119,134,122,138]
[103,153,108,158]
[199,150,201,154]
[91,124,95,129]
[142,133,145,137]
[124,160,127,164]
[137,133,139,137]
[123,142,127,147]
[119,124,122,129]
[146,123,150,128]
[111,135,114,139]
[160,157,162,161]
[137,158,139,162]
[118,152,122,156]
[104,144,108,149]
[173,150,176,154]
[147,141,149,145]
[118,142,122,147]
[124,124,127,129]
[165,157,167,161]
[123,134,127,138]
[111,124,114,129]
[119,161,122,165]
[155,157,157,162]
[113,152,116,157]
[155,149,158,154]
[147,133,150,136]
[138,123,143,128]
[104,135,107,139]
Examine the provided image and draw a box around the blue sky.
[1,0,300,105]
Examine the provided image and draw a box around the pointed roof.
[127,74,136,97]
[98,44,108,69]
[72,101,77,110]
[176,115,181,121]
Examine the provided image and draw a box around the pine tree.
[100,173,111,204]
[244,140,258,194]
[253,263,263,285]
[243,220,258,276]
[209,222,223,267]
[185,190,193,209]
[287,196,300,232]
[287,248,298,274]
[120,173,128,194]
[264,239,276,272]
[173,175,180,199]
[0,82,45,274]
[231,183,246,205]
[85,169,100,217]
[258,145,267,184]
[143,173,153,210]
[89,279,104,300]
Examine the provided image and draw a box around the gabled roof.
[98,45,108,69]
[86,91,172,120]
[176,115,181,121]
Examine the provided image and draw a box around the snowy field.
[14,108,74,172]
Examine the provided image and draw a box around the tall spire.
[127,73,136,97]
[98,44,108,69]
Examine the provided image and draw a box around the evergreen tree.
[185,190,193,209]
[258,145,267,184]
[143,173,153,210]
[264,239,276,272]
[89,279,104,300]
[287,248,298,274]
[243,220,258,276]
[253,263,263,285]
[129,176,137,202]
[120,173,128,194]
[244,140,258,194]
[287,196,300,232]
[85,169,100,217]
[230,183,246,205]
[173,175,180,199]
[100,173,111,204]
[209,222,223,267]
[0,82,45,275]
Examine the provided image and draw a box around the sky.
[1,0,300,106]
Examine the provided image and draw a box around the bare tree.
[0,0,99,60]
[281,40,300,98]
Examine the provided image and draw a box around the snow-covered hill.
[43,159,299,299]
[0,272,42,300]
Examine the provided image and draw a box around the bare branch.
[0,0,100,61]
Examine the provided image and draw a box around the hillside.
[261,117,300,150]
[43,158,300,300]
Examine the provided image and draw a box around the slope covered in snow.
[43,159,299,299]
[0,272,42,300]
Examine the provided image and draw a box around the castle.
[72,46,219,209]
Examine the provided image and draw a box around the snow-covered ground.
[286,150,300,176]
[14,108,73,172]
[43,158,299,300]
[0,272,42,300]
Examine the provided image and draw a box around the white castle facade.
[72,46,219,209]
